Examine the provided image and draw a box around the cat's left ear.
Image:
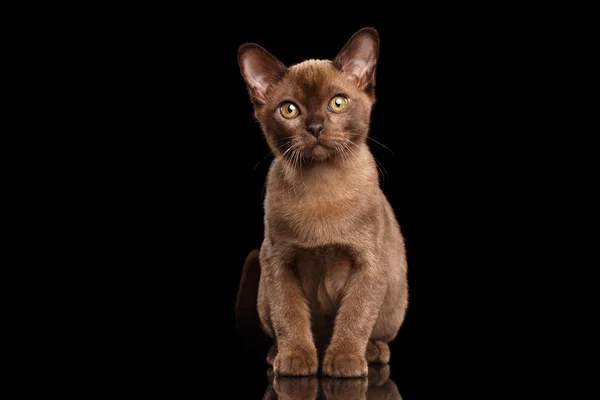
[334,28,379,93]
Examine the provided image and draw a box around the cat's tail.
[235,249,263,341]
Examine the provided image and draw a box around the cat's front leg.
[323,254,387,377]
[261,247,318,376]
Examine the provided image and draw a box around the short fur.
[236,28,408,378]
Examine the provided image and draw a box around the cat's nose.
[306,124,324,139]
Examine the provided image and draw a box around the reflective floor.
[230,326,416,398]
[261,364,402,399]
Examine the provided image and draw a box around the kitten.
[235,28,408,378]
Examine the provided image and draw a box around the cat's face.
[239,28,379,164]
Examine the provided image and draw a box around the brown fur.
[236,28,408,378]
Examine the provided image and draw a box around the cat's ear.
[238,43,287,105]
[334,28,379,92]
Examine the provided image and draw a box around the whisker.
[253,152,274,172]
[342,140,359,159]
[374,157,388,189]
[282,143,304,165]
[342,145,351,163]
[298,153,307,190]
[334,143,346,162]
[273,137,294,145]
[293,148,304,195]
[282,145,296,159]
[367,136,395,156]
[339,142,351,162]
[292,148,298,168]
[290,147,306,190]
[339,144,349,163]
[262,178,268,198]
[342,138,359,149]
[341,139,386,187]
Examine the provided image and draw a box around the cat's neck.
[274,142,379,193]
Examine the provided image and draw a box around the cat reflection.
[262,364,402,400]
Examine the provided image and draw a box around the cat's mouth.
[309,142,330,161]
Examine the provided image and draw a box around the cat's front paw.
[273,348,318,376]
[323,350,368,378]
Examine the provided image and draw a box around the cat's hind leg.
[365,340,390,364]
[267,343,278,365]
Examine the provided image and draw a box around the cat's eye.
[329,96,349,113]
[280,102,300,119]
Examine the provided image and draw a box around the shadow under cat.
[262,364,402,400]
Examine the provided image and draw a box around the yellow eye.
[329,96,348,113]
[280,102,299,119]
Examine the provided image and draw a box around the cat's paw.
[273,349,318,376]
[273,376,318,400]
[323,350,368,378]
[365,340,390,364]
[321,378,368,400]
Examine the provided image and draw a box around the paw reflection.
[321,378,367,399]
[263,364,402,399]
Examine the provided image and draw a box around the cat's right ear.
[238,44,287,106]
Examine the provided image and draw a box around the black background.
[90,8,534,398]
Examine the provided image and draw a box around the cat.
[235,27,408,378]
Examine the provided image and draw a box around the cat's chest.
[268,189,361,245]
[265,159,378,245]
[293,246,353,313]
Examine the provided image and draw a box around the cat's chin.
[310,144,331,162]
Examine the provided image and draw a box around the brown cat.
[235,28,408,378]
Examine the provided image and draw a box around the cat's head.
[238,28,379,164]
